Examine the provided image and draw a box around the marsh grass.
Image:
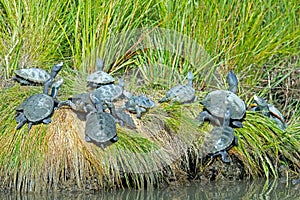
[0,0,299,192]
[234,112,300,178]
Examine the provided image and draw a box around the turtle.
[16,78,64,131]
[85,93,118,148]
[13,68,50,85]
[91,78,125,102]
[123,91,155,119]
[58,92,95,113]
[13,61,63,85]
[251,95,287,130]
[158,71,197,104]
[86,58,115,88]
[202,109,238,163]
[196,70,246,128]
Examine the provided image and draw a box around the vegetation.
[0,0,299,192]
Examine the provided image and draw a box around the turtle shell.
[267,104,285,123]
[17,93,54,122]
[14,68,50,84]
[202,90,246,120]
[165,84,195,103]
[92,83,123,102]
[86,71,115,85]
[126,95,155,109]
[85,112,117,143]
[205,126,235,155]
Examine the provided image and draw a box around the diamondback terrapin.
[58,92,95,114]
[86,58,115,88]
[13,62,63,85]
[158,71,196,104]
[13,68,50,85]
[16,78,64,131]
[202,109,238,163]
[196,71,245,127]
[123,91,155,119]
[251,95,287,130]
[85,93,118,148]
[91,78,124,102]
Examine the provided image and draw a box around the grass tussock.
[2,80,299,192]
[233,112,300,178]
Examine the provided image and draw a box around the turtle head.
[96,58,104,71]
[118,78,125,88]
[253,95,268,107]
[253,95,270,116]
[187,71,193,86]
[123,90,133,99]
[223,108,231,127]
[226,70,238,93]
[89,93,103,112]
[50,61,63,79]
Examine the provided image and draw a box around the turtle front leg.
[219,150,231,163]
[232,120,243,128]
[16,113,27,130]
[57,100,75,109]
[28,122,33,132]
[196,111,221,126]
[136,106,146,119]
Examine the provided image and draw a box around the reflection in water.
[1,178,300,200]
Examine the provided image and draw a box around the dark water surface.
[1,178,300,200]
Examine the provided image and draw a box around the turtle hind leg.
[85,135,92,142]
[158,97,168,103]
[233,135,239,146]
[111,135,118,142]
[42,118,52,124]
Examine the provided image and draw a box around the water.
[1,178,300,200]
